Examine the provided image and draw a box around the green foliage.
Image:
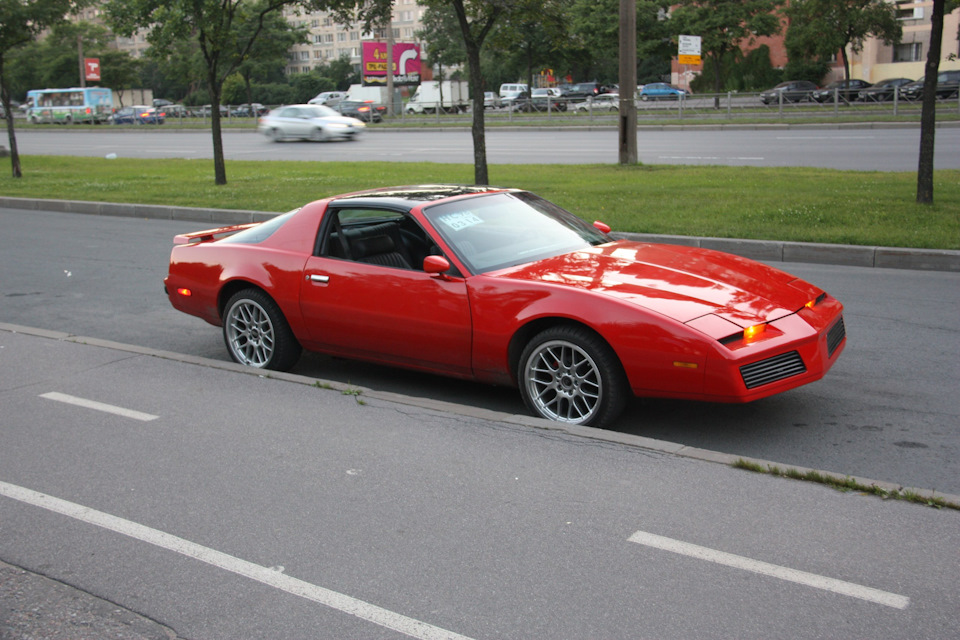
[783,58,829,85]
[670,0,784,93]
[691,45,782,92]
[786,0,901,80]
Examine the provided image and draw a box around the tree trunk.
[467,42,488,185]
[1,63,23,178]
[208,68,227,186]
[917,0,945,204]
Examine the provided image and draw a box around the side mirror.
[423,255,451,275]
[593,220,611,234]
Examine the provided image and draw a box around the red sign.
[84,58,101,82]
[361,42,420,86]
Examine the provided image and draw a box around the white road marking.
[0,480,474,640]
[628,530,909,610]
[40,392,158,422]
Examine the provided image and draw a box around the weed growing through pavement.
[732,458,958,510]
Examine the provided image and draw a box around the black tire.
[518,325,628,428]
[222,289,302,371]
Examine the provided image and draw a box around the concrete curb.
[2,321,957,509]
[2,196,958,272]
[612,232,960,272]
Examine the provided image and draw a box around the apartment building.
[846,1,960,83]
[283,0,427,76]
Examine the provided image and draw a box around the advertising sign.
[84,58,101,82]
[362,42,421,86]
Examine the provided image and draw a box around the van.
[499,83,528,99]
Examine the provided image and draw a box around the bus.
[26,87,113,124]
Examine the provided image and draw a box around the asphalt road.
[12,125,960,170]
[3,326,958,640]
[1,207,958,497]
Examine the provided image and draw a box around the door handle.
[308,274,330,283]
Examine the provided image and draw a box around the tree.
[916,0,959,203]
[487,0,571,96]
[419,0,507,186]
[105,0,391,186]
[785,0,901,82]
[568,0,672,86]
[416,1,467,83]
[235,12,307,109]
[1,0,93,178]
[99,50,142,108]
[669,0,783,107]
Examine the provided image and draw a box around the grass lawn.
[2,154,958,250]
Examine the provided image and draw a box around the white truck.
[404,81,469,114]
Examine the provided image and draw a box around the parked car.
[308,91,347,107]
[509,92,565,112]
[483,92,502,109]
[574,93,620,112]
[498,83,528,99]
[163,185,846,428]
[531,88,567,111]
[639,83,687,101]
[759,80,818,104]
[564,82,603,99]
[899,70,960,101]
[257,104,365,141]
[196,104,230,117]
[231,103,268,117]
[856,77,913,102]
[336,100,385,123]
[110,106,164,125]
[811,79,872,103]
[162,104,192,118]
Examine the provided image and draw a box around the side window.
[318,208,444,272]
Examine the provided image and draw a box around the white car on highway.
[258,104,365,142]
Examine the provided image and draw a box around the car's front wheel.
[518,326,628,428]
[223,289,302,371]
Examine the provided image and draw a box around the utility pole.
[385,14,395,117]
[78,35,86,88]
[618,0,637,164]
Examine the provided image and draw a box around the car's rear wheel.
[266,127,282,142]
[518,326,628,428]
[223,289,301,371]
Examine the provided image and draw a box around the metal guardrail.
[393,89,960,125]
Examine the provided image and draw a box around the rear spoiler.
[173,222,259,245]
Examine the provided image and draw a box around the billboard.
[362,42,421,86]
[84,58,101,82]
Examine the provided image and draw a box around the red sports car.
[164,185,846,427]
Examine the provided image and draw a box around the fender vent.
[827,316,846,357]
[740,351,806,389]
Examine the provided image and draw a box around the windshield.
[305,105,339,118]
[423,192,609,274]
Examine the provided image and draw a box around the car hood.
[493,240,819,327]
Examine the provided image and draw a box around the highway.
[12,124,960,170]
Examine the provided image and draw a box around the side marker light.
[177,288,192,297]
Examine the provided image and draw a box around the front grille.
[827,316,846,357]
[740,351,807,389]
